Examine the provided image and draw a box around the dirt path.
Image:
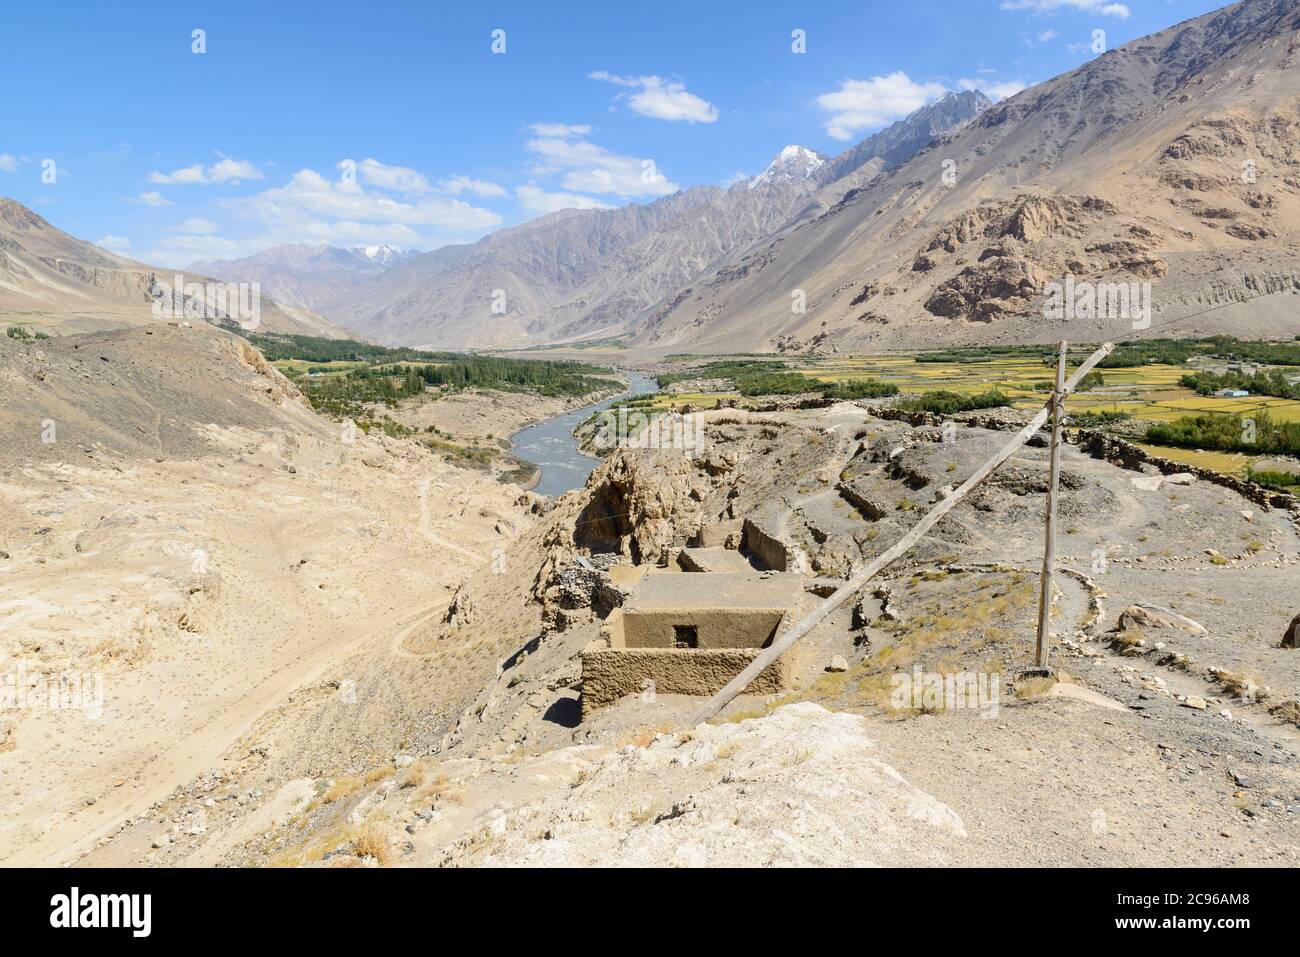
[0,602,427,867]
[418,477,487,563]
[0,437,523,867]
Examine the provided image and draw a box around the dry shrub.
[398,765,425,789]
[1013,675,1058,700]
[351,823,391,866]
[1269,699,1300,725]
[322,776,361,803]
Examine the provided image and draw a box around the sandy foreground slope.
[4,328,1297,868]
[0,323,531,865]
[70,400,1297,869]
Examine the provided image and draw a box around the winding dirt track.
[0,462,504,867]
[1,604,424,867]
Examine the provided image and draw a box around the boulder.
[1283,614,1300,649]
[1118,604,1208,636]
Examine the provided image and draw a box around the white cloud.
[815,72,948,140]
[0,154,18,172]
[344,160,508,199]
[96,235,132,252]
[150,221,431,269]
[439,175,508,198]
[207,158,262,182]
[959,77,1029,101]
[140,165,503,269]
[169,217,220,234]
[1000,0,1129,18]
[525,125,678,198]
[589,72,719,123]
[148,157,263,185]
[516,185,614,214]
[1037,29,1060,41]
[146,234,274,266]
[149,164,206,185]
[529,123,591,138]
[235,169,501,231]
[353,158,431,194]
[128,190,173,207]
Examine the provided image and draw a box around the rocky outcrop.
[433,703,967,867]
[218,336,308,408]
[1077,430,1297,511]
[1283,613,1300,649]
[1118,603,1208,636]
[924,253,1044,321]
[575,448,709,564]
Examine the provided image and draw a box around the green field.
[664,349,1300,479]
[270,359,368,377]
[790,355,1300,428]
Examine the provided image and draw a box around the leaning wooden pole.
[1033,341,1069,670]
[687,340,1116,726]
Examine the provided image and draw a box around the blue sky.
[0,0,1226,267]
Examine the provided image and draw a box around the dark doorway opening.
[673,624,699,649]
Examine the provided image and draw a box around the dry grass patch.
[1268,699,1300,725]
[398,765,425,789]
[1111,628,1146,656]
[1213,670,1265,702]
[1013,675,1059,700]
[350,822,392,866]
[617,724,675,749]
[416,773,463,805]
[322,776,362,803]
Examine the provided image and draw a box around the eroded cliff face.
[574,447,711,563]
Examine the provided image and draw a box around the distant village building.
[1215,388,1250,398]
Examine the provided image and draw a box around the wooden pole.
[1034,341,1068,671]
[687,340,1115,726]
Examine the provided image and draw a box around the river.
[510,371,659,496]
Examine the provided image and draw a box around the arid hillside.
[38,387,1298,868]
[0,323,532,864]
[307,96,990,350]
[636,0,1300,353]
[0,198,348,339]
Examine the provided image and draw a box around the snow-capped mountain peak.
[351,244,407,266]
[745,145,826,189]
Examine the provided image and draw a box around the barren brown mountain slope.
[0,323,530,864]
[329,185,821,350]
[0,198,348,339]
[320,96,989,350]
[634,0,1300,353]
